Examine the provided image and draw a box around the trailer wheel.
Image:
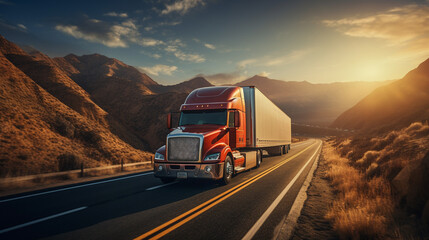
[255,150,262,168]
[221,156,233,185]
[160,177,175,184]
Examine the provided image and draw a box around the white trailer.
[242,86,291,154]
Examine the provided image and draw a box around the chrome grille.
[168,137,200,161]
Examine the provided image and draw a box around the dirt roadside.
[0,165,153,198]
[290,144,338,240]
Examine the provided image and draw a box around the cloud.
[140,50,162,59]
[257,71,270,77]
[323,4,429,50]
[164,42,205,63]
[169,39,185,47]
[237,58,257,69]
[139,64,178,76]
[174,51,205,62]
[0,19,27,32]
[17,24,26,30]
[237,49,310,69]
[204,43,215,50]
[105,12,128,18]
[264,50,311,66]
[143,21,181,33]
[139,38,164,46]
[193,38,216,50]
[55,17,164,48]
[55,23,129,47]
[161,0,205,15]
[165,45,179,52]
[158,21,182,26]
[152,53,162,59]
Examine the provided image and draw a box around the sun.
[360,64,383,81]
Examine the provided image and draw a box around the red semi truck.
[154,86,291,184]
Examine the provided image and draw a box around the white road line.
[275,145,321,240]
[0,172,154,203]
[145,181,178,191]
[242,141,322,240]
[0,206,87,234]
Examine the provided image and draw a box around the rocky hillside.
[0,42,152,177]
[332,58,429,132]
[0,36,107,125]
[236,76,390,125]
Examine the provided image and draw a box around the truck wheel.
[160,177,175,184]
[221,156,233,185]
[255,150,262,168]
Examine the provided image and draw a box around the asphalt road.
[0,139,322,240]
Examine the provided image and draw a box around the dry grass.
[324,122,429,239]
[333,122,429,181]
[324,142,394,239]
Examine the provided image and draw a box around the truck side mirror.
[234,110,241,128]
[167,113,172,129]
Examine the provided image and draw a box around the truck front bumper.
[154,162,224,180]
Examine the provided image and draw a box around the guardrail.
[0,157,154,189]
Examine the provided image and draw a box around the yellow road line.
[134,143,315,240]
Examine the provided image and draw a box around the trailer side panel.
[254,88,291,147]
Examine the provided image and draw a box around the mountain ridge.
[332,58,429,131]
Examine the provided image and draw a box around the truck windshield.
[179,110,227,126]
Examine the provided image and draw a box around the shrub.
[57,153,81,171]
[53,116,75,138]
[77,129,101,145]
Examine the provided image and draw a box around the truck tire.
[221,156,233,185]
[160,177,175,184]
[255,150,262,168]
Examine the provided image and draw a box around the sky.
[0,0,428,85]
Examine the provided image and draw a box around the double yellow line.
[134,143,315,240]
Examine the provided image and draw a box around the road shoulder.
[282,141,338,240]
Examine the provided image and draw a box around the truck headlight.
[204,153,220,161]
[155,152,164,160]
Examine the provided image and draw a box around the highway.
[0,139,322,240]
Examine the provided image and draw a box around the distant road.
[0,139,322,240]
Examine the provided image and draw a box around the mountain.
[150,76,213,94]
[0,37,151,177]
[59,53,157,86]
[332,58,429,131]
[54,54,155,99]
[55,53,203,151]
[0,37,107,125]
[236,76,390,125]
